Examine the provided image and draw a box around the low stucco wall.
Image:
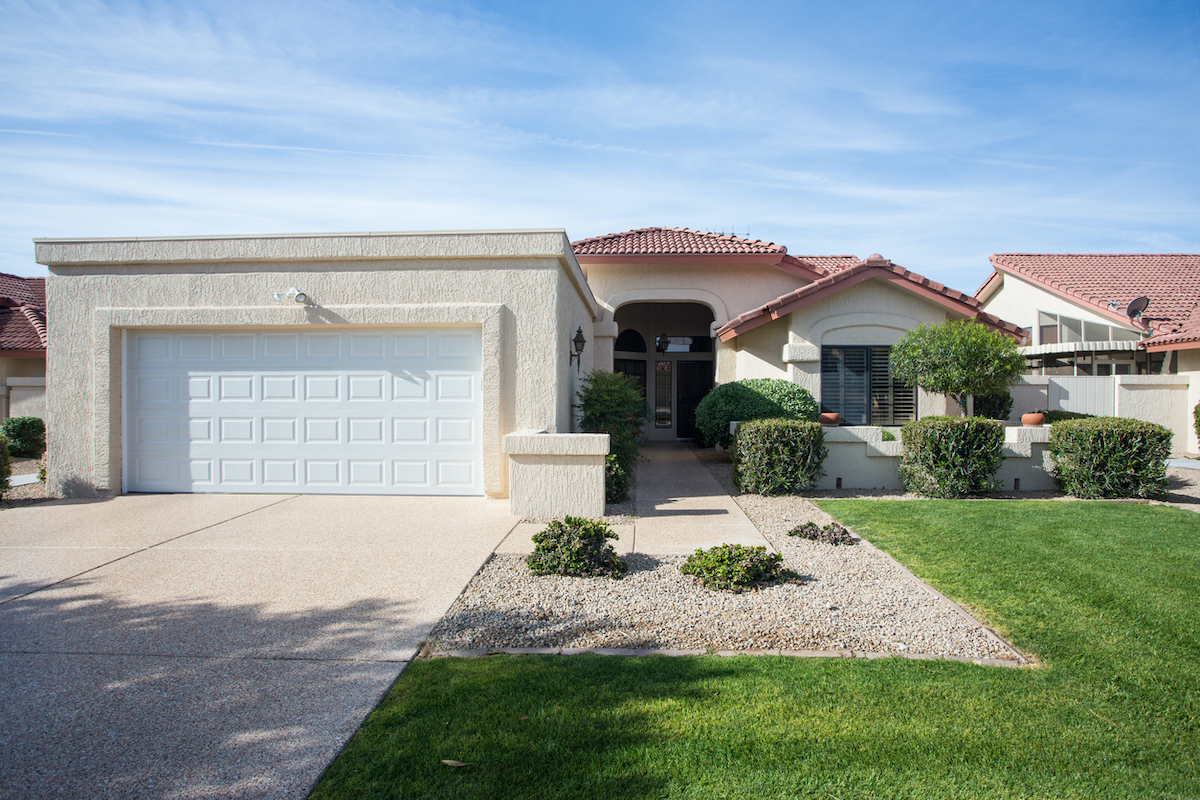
[6,377,46,420]
[816,425,1056,491]
[503,431,609,518]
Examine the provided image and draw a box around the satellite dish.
[1127,296,1150,320]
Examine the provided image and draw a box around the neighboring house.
[976,253,1200,452]
[36,227,1025,500]
[0,272,47,420]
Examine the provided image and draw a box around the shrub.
[899,416,1005,498]
[1048,417,1172,499]
[694,378,818,448]
[975,389,1013,421]
[604,454,629,506]
[1035,409,1095,423]
[890,320,1025,415]
[0,416,44,458]
[880,428,898,442]
[0,434,9,499]
[789,521,857,546]
[679,544,793,592]
[731,418,827,495]
[526,516,626,578]
[577,371,647,503]
[1195,400,1200,446]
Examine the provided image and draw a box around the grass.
[310,501,1200,800]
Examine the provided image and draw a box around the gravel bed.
[427,451,1021,660]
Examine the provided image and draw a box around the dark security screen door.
[676,360,713,439]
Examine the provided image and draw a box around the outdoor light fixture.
[272,287,308,304]
[569,327,587,370]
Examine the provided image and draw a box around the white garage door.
[123,328,483,495]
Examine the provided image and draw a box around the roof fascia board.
[0,349,45,358]
[974,269,1003,302]
[1142,339,1200,353]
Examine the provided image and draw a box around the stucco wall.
[1181,349,1200,453]
[979,271,1140,340]
[583,261,805,332]
[783,279,959,416]
[38,231,597,498]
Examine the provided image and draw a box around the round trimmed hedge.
[694,378,818,448]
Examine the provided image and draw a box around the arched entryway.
[612,302,715,441]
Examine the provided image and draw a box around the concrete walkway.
[498,441,770,555]
[0,494,519,800]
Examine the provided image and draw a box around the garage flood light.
[273,287,308,304]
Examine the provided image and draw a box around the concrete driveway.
[0,493,518,800]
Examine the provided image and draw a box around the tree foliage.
[890,320,1025,415]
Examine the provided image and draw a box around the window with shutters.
[820,346,916,425]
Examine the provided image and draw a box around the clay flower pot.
[1021,412,1046,427]
[819,412,842,426]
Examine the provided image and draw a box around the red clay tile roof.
[717,254,1026,342]
[795,255,860,272]
[572,227,787,256]
[986,253,1200,347]
[0,273,47,352]
[0,273,45,308]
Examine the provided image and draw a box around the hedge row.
[1048,417,1171,499]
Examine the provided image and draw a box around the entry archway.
[612,302,715,440]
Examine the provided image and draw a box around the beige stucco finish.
[502,431,608,518]
[37,230,598,498]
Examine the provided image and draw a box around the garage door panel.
[125,329,483,495]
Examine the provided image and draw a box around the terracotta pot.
[1021,412,1046,427]
[819,412,842,426]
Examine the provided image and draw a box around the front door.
[676,360,714,439]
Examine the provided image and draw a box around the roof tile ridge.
[20,304,48,347]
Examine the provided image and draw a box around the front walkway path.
[497,441,770,555]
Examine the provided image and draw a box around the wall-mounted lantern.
[569,327,587,371]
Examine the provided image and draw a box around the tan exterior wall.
[38,231,597,498]
[583,261,805,334]
[0,357,46,419]
[783,279,960,416]
[979,271,1140,339]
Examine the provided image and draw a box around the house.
[976,253,1200,453]
[35,227,1026,504]
[0,272,47,420]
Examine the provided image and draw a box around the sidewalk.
[497,441,770,555]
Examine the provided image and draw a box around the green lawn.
[311,501,1200,800]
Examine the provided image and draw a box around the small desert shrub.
[0,435,10,499]
[679,544,793,592]
[789,521,857,546]
[1049,417,1172,499]
[694,378,818,449]
[1193,400,1199,444]
[0,416,44,458]
[899,416,1005,498]
[526,516,626,578]
[731,418,827,495]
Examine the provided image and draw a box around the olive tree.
[889,319,1026,416]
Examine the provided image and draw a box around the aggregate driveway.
[0,493,519,800]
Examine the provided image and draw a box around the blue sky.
[2,0,1197,290]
